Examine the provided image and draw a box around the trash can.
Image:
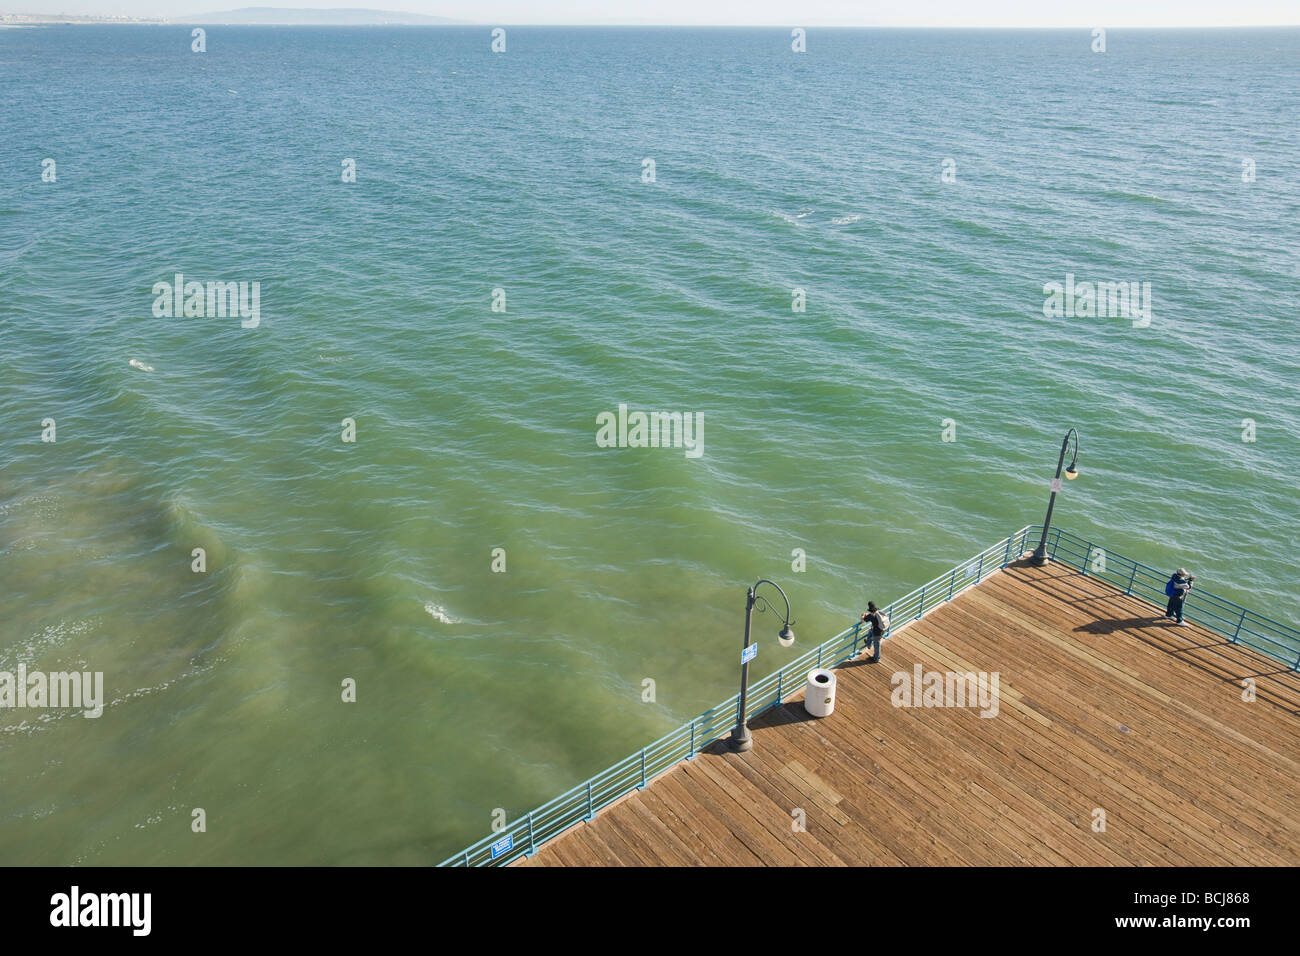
[804,668,837,718]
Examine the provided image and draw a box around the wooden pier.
[519,560,1300,866]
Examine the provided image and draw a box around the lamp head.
[778,624,795,647]
[1064,464,1079,480]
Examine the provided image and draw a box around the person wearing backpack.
[1164,568,1194,625]
[861,602,889,662]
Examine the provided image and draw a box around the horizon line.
[9,17,1300,28]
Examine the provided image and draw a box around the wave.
[1099,189,1179,206]
[771,208,815,224]
[423,602,458,624]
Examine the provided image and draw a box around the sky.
[7,0,1300,26]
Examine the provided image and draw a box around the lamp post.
[1031,427,1080,565]
[729,579,795,753]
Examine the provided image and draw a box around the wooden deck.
[520,560,1300,866]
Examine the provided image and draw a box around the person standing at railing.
[860,602,889,662]
[1165,569,1195,625]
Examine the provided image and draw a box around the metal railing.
[440,524,1298,866]
[1033,525,1300,671]
[440,525,1040,866]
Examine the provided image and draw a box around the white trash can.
[804,668,837,718]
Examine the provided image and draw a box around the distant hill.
[176,8,462,25]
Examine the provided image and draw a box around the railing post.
[640,747,647,788]
[817,643,823,666]
[586,780,594,819]
[527,812,536,855]
[947,569,956,600]
[776,669,784,704]
[976,552,985,582]
[1232,608,1246,644]
[1002,535,1013,568]
[688,720,695,759]
[916,584,926,619]
[1125,563,1138,595]
[464,850,470,866]
[1050,527,1061,560]
[1083,541,1094,575]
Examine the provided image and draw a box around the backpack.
[1165,577,1178,597]
[876,612,890,633]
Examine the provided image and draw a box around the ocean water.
[1,25,1297,864]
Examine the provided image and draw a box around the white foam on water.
[132,805,182,829]
[423,602,458,624]
[831,214,862,225]
[105,658,219,709]
[0,492,57,518]
[772,208,816,224]
[2,618,96,667]
[128,358,154,371]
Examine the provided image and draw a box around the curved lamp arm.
[751,579,794,626]
[1064,428,1080,472]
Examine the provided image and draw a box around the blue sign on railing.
[490,834,513,860]
[741,643,757,664]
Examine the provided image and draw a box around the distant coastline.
[1,8,463,25]
[2,12,165,22]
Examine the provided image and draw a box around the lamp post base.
[729,728,753,752]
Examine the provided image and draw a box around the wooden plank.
[942,580,1300,856]
[652,771,767,866]
[933,596,1300,852]
[689,753,844,867]
[905,595,1284,863]
[676,760,804,866]
[519,563,1300,866]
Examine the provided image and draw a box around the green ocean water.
[1,25,1298,864]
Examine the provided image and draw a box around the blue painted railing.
[1034,525,1300,671]
[440,524,1298,866]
